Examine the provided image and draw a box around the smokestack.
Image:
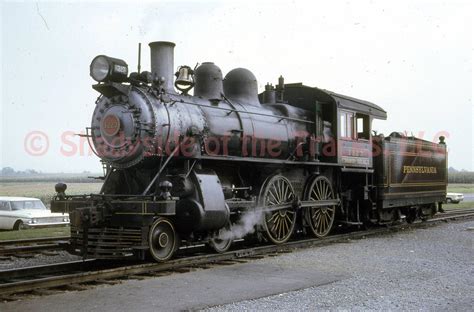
[149,41,175,93]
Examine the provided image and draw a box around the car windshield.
[10,200,46,210]
[0,201,10,211]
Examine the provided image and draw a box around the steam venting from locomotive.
[217,209,264,241]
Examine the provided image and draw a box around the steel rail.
[0,260,97,281]
[0,211,472,297]
[0,237,69,246]
[0,244,63,256]
[0,237,69,257]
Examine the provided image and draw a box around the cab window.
[356,113,370,140]
[340,111,354,139]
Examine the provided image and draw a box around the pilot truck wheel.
[148,218,177,262]
[208,221,233,253]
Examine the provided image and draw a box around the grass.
[0,182,102,207]
[0,227,70,240]
[447,183,474,194]
[444,201,473,210]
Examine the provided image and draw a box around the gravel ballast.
[0,251,81,270]
[0,220,472,311]
[206,220,474,311]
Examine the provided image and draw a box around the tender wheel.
[208,222,233,253]
[421,204,437,221]
[148,218,177,262]
[405,208,418,224]
[260,174,296,244]
[304,176,336,238]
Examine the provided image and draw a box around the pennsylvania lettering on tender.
[403,166,437,174]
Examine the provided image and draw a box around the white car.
[446,193,464,204]
[0,197,70,230]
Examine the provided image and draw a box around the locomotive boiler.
[51,41,447,262]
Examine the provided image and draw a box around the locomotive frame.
[51,41,447,261]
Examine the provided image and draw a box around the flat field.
[1,181,469,204]
[447,183,474,194]
[444,201,473,209]
[0,181,471,239]
[0,181,471,208]
[0,182,102,206]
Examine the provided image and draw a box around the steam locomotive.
[51,41,447,261]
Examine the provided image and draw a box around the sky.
[0,0,472,173]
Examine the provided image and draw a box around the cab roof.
[283,83,387,120]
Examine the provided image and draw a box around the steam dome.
[223,68,260,106]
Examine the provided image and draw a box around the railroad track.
[0,209,473,301]
[0,237,69,258]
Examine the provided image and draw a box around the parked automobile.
[446,193,464,204]
[0,197,69,230]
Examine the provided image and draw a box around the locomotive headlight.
[90,55,129,83]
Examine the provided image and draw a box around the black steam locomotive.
[51,41,447,261]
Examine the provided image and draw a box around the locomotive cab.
[336,105,381,168]
[271,83,387,167]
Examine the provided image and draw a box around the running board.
[226,199,341,213]
[339,221,364,226]
[300,199,341,208]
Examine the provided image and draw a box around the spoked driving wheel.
[148,218,177,262]
[304,176,336,238]
[260,175,297,244]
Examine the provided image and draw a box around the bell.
[175,65,195,93]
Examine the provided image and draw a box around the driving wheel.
[304,176,336,238]
[260,174,296,244]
